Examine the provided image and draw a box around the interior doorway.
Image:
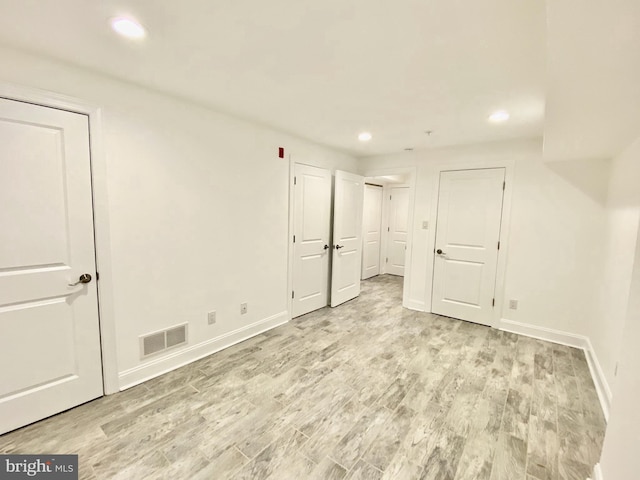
[360,171,413,306]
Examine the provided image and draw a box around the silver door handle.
[69,273,92,286]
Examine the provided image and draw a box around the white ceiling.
[543,0,640,161]
[0,0,548,156]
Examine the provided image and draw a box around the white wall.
[360,138,610,341]
[0,45,357,388]
[593,137,640,389]
[598,206,640,480]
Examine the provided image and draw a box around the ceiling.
[543,0,640,161]
[0,0,548,156]
[1,1,637,160]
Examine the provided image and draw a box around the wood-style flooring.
[0,275,606,479]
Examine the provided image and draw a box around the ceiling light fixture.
[111,17,146,39]
[358,132,372,142]
[489,110,510,122]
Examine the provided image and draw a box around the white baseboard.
[118,311,288,390]
[405,298,426,312]
[498,318,586,348]
[499,318,611,422]
[583,337,612,422]
[592,463,603,480]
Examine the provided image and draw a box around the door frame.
[426,160,515,327]
[0,82,119,394]
[359,166,417,309]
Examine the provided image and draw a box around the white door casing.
[361,184,383,280]
[292,164,332,317]
[0,98,103,434]
[385,186,409,276]
[331,170,365,307]
[431,168,506,326]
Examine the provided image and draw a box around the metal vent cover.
[140,323,188,358]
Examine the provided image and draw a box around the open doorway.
[360,171,414,307]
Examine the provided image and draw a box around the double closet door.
[291,165,364,317]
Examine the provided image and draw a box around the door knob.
[324,244,330,250]
[69,273,92,286]
[335,245,344,250]
[436,249,445,255]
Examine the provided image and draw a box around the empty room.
[0,1,639,479]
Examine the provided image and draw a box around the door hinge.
[497,241,500,250]
[390,195,392,200]
[386,257,389,263]
[387,227,390,232]
[293,235,296,243]
[292,291,295,299]
[503,181,506,190]
[96,272,100,281]
[294,176,297,185]
[492,298,495,307]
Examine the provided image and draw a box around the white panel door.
[361,184,383,280]
[431,168,505,326]
[292,164,332,317]
[0,98,103,434]
[385,186,409,276]
[331,170,364,307]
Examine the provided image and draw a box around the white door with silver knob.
[0,98,103,434]
[331,170,364,307]
[431,168,506,326]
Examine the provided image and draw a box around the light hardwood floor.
[0,275,606,480]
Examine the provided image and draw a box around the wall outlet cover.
[509,300,518,310]
[240,303,248,315]
[208,311,216,325]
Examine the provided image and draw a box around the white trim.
[499,318,611,422]
[498,318,586,348]
[287,155,295,321]
[0,82,119,395]
[405,299,427,312]
[583,337,612,422]
[592,463,604,480]
[118,311,288,390]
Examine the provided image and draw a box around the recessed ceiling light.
[489,111,510,122]
[358,132,372,142]
[111,17,146,39]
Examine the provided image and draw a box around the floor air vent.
[140,323,188,358]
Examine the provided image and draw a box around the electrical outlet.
[509,300,518,310]
[422,221,429,229]
[207,311,216,325]
[240,303,248,315]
